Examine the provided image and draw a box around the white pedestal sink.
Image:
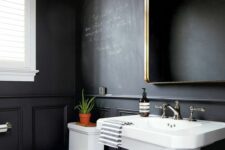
[97,115,225,150]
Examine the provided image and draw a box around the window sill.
[0,68,39,82]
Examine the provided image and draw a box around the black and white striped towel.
[99,120,133,149]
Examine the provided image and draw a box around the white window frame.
[0,0,39,82]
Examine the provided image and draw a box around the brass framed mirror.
[144,0,225,84]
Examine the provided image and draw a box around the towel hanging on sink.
[99,120,133,149]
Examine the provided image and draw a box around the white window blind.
[0,0,38,81]
[0,0,25,64]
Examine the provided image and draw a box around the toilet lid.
[68,122,100,135]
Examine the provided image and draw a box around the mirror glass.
[145,0,225,83]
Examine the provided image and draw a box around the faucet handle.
[189,106,206,121]
[174,100,180,109]
[155,103,167,118]
[190,106,205,112]
[155,103,167,109]
[155,105,163,109]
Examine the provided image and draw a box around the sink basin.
[147,117,202,131]
[97,115,225,150]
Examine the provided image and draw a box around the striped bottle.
[139,88,150,117]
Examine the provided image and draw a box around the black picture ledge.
[87,94,225,103]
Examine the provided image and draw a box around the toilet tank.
[68,123,104,150]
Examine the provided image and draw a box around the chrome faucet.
[166,101,182,120]
[155,103,167,118]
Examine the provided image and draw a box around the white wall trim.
[0,68,39,81]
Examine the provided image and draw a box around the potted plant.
[74,89,95,125]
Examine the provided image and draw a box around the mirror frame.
[144,0,150,83]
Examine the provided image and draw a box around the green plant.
[74,89,95,114]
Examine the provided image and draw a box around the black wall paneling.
[91,107,111,124]
[0,97,75,150]
[0,107,22,150]
[95,107,111,118]
[32,105,68,150]
[116,108,138,116]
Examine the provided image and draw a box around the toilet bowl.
[68,123,104,150]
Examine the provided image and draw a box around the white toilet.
[68,122,104,150]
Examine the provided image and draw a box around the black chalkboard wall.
[81,0,147,95]
[80,0,225,150]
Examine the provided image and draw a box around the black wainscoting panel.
[116,108,138,116]
[0,96,75,150]
[104,147,128,150]
[91,107,111,123]
[0,107,22,150]
[96,107,111,118]
[32,105,68,150]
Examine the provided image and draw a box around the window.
[0,0,38,81]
